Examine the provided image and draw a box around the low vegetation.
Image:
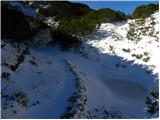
[122,48,131,53]
[132,54,143,59]
[1,3,46,42]
[1,1,158,49]
[132,4,158,19]
[1,72,11,80]
[145,90,159,114]
[38,1,91,20]
[49,5,127,49]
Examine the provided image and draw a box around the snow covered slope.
[85,12,159,75]
[1,12,159,118]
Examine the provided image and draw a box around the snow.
[1,44,76,118]
[43,17,59,28]
[1,12,159,118]
[86,12,159,75]
[63,51,157,118]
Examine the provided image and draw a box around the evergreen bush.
[132,4,158,19]
[1,4,46,42]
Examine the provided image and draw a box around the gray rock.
[31,29,52,45]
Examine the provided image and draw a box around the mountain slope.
[1,7,159,119]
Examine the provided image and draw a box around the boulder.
[31,29,52,45]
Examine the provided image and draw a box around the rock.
[31,29,52,45]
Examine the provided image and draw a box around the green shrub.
[144,51,149,56]
[145,90,159,114]
[51,29,81,49]
[1,4,46,42]
[132,4,158,19]
[122,48,131,53]
[96,8,127,23]
[38,1,91,21]
[50,16,97,49]
[2,1,128,49]
[71,3,91,17]
[75,16,98,35]
[46,3,126,49]
[132,54,143,59]
[143,57,150,62]
[2,4,30,41]
[50,7,127,49]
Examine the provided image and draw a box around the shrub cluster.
[2,1,128,49]
[50,16,97,49]
[38,1,91,20]
[51,30,81,49]
[95,8,127,23]
[132,4,158,19]
[48,3,127,49]
[1,3,46,42]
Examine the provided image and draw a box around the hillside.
[1,1,159,119]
